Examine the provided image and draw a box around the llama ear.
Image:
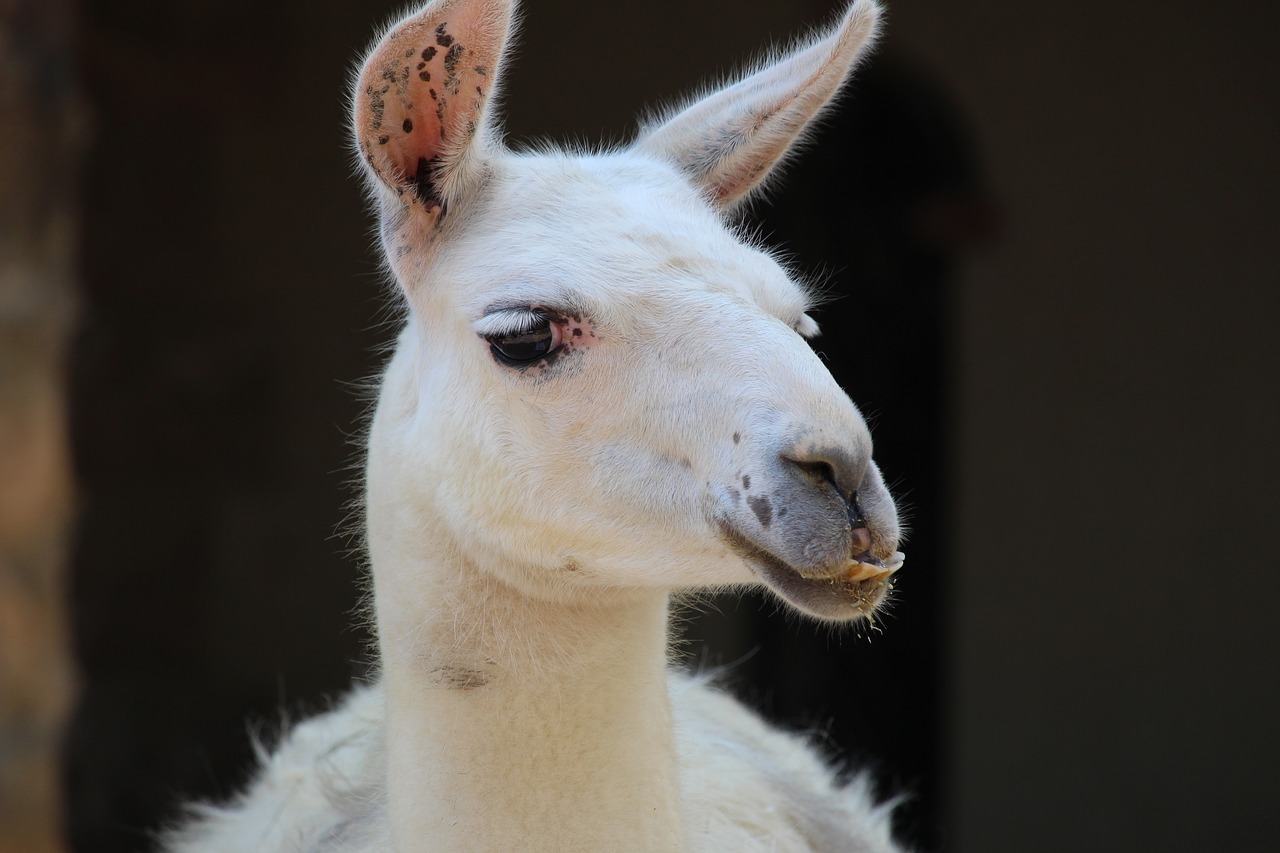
[352,0,513,220]
[636,0,880,210]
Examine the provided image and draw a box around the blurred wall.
[887,1,1280,849]
[0,3,81,851]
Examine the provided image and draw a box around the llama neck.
[372,538,686,852]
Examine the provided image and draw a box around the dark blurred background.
[24,0,1278,850]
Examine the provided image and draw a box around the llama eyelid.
[474,307,554,337]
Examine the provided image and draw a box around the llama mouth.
[753,549,901,621]
[716,521,903,622]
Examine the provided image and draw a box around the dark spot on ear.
[444,42,463,68]
[777,507,788,518]
[419,71,430,82]
[417,61,427,70]
[571,328,582,337]
[444,43,464,94]
[402,118,413,133]
[748,495,773,528]
[741,474,751,489]
[435,24,453,47]
[733,432,741,444]
[378,134,389,145]
[367,83,386,130]
[476,85,483,96]
[560,558,581,573]
[728,488,741,505]
[429,88,437,100]
[404,48,414,58]
[474,64,488,76]
[382,64,410,97]
[422,46,437,62]
[414,156,444,212]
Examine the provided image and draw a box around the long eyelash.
[474,308,548,337]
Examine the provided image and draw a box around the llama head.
[355,0,901,622]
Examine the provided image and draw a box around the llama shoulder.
[671,675,901,852]
[162,677,899,853]
[162,685,388,853]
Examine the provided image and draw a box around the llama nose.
[783,441,875,549]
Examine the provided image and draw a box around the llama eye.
[486,318,563,365]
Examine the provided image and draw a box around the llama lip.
[756,551,897,620]
[716,520,901,621]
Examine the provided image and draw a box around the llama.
[165,0,907,850]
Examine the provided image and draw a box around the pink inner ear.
[356,16,494,208]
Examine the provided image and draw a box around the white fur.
[165,1,908,850]
[164,677,901,853]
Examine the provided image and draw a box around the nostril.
[781,442,867,503]
[791,459,839,494]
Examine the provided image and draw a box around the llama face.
[358,0,899,621]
